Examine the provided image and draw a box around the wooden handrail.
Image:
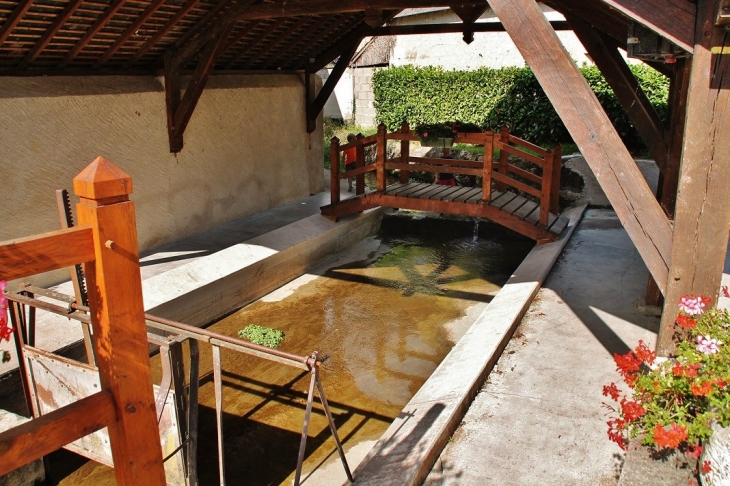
[386,162,483,177]
[409,156,483,169]
[340,164,377,179]
[508,134,550,156]
[0,226,95,281]
[0,391,117,476]
[495,141,545,167]
[492,172,542,198]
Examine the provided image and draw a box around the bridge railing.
[328,122,561,226]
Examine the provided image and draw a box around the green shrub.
[238,324,284,349]
[372,64,668,153]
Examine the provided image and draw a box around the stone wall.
[0,74,324,287]
[354,66,378,127]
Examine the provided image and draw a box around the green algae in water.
[238,324,285,348]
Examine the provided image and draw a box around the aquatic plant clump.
[238,324,285,349]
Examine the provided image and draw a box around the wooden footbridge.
[322,124,569,242]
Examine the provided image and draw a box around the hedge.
[372,64,669,153]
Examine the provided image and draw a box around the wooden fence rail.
[0,157,166,485]
[328,123,562,226]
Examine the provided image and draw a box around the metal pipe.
[315,364,353,482]
[212,345,226,486]
[294,356,319,486]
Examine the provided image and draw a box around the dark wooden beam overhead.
[93,0,169,68]
[125,0,201,67]
[266,15,332,66]
[0,0,35,46]
[233,0,487,20]
[173,0,236,51]
[307,39,360,132]
[544,0,628,45]
[596,0,696,52]
[451,5,489,23]
[568,14,669,171]
[658,0,730,354]
[222,18,287,69]
[308,25,372,72]
[372,19,570,36]
[19,0,85,69]
[59,0,128,69]
[166,21,235,152]
[488,0,673,293]
[232,19,293,68]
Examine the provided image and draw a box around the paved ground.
[424,209,661,485]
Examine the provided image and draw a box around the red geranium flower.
[701,460,712,474]
[653,423,688,449]
[620,399,646,421]
[676,314,697,329]
[602,382,620,401]
[691,381,713,396]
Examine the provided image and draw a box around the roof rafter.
[0,0,35,46]
[222,17,288,69]
[20,0,86,69]
[125,0,200,67]
[59,0,127,69]
[93,0,169,68]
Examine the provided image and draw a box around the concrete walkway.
[425,209,728,485]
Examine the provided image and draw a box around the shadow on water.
[55,214,533,486]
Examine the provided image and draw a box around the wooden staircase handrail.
[0,156,167,485]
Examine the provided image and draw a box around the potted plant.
[415,122,458,147]
[603,294,730,485]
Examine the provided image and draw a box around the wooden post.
[550,144,562,214]
[482,130,494,201]
[376,123,387,192]
[539,152,551,226]
[496,126,509,191]
[330,137,340,205]
[488,0,673,294]
[356,133,365,195]
[658,0,730,354]
[73,157,166,485]
[399,121,410,184]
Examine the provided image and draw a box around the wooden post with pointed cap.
[73,157,166,485]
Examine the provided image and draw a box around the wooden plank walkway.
[321,182,570,242]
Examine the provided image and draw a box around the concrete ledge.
[349,205,587,486]
[144,208,385,325]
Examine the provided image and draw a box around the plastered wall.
[0,74,324,286]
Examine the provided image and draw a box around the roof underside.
[0,0,648,76]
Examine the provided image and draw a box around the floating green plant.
[238,324,284,349]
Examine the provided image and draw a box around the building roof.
[0,0,691,76]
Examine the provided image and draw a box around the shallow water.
[58,216,533,486]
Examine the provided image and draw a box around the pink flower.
[423,132,429,138]
[678,295,710,315]
[723,285,730,298]
[696,335,722,355]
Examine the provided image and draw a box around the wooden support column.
[488,0,673,294]
[330,137,341,205]
[356,134,366,195]
[165,21,234,152]
[399,122,410,184]
[306,40,361,133]
[376,124,387,192]
[645,58,691,308]
[658,0,730,354]
[482,130,494,201]
[495,126,509,191]
[73,157,166,485]
[568,14,669,172]
[550,144,562,214]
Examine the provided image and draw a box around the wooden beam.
[536,0,629,45]
[173,0,235,51]
[488,0,673,293]
[0,0,35,46]
[596,0,696,52]
[243,19,309,67]
[657,57,690,216]
[222,18,287,69]
[308,25,372,72]
[0,391,116,476]
[658,0,730,354]
[19,0,85,69]
[74,157,166,485]
[568,14,669,171]
[125,0,200,67]
[267,15,332,66]
[451,5,489,23]
[0,226,95,281]
[59,0,127,69]
[307,39,360,132]
[164,51,181,153]
[93,0,168,68]
[168,21,235,152]
[233,0,488,20]
[372,19,570,36]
